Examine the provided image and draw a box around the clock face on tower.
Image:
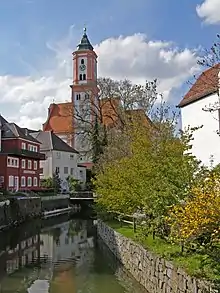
[79,64,86,71]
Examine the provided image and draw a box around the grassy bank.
[105,220,220,282]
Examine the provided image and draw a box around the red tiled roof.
[43,102,73,134]
[78,162,93,169]
[43,98,152,134]
[178,64,220,108]
[100,97,121,127]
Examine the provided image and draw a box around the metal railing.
[70,191,94,198]
[2,147,45,160]
[41,194,70,201]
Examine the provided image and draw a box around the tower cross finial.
[83,26,86,34]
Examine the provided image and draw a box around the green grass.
[106,220,220,282]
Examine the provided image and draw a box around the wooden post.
[181,242,184,253]
[119,216,122,227]
[133,217,136,233]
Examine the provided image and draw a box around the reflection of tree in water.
[51,227,62,246]
[67,220,83,238]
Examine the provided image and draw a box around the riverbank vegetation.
[91,80,220,284]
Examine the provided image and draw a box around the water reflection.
[0,217,147,293]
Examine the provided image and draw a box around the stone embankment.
[0,195,72,231]
[97,220,216,293]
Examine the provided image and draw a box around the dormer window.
[81,59,84,65]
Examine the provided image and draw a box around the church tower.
[71,28,99,163]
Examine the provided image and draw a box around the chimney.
[25,128,29,136]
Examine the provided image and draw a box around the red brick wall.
[20,157,40,189]
[2,139,19,151]
[1,137,42,190]
[0,156,41,191]
[18,139,40,152]
[2,138,40,152]
[0,156,6,189]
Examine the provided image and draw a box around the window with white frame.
[33,177,38,187]
[21,177,26,187]
[70,154,74,160]
[70,168,74,175]
[28,160,32,169]
[64,167,68,174]
[7,157,19,168]
[28,145,33,151]
[34,161,37,170]
[27,177,32,187]
[21,159,26,169]
[8,176,14,187]
[21,142,26,150]
[33,146,38,152]
[56,152,61,159]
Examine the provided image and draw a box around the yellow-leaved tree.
[168,171,220,245]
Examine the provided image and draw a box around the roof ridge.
[178,63,220,108]
[55,102,72,105]
[50,131,78,153]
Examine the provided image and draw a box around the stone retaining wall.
[97,220,216,293]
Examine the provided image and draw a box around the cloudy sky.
[0,0,219,129]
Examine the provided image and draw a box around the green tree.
[91,115,107,164]
[52,172,61,194]
[41,177,53,188]
[94,115,201,237]
[67,176,79,193]
[63,78,157,160]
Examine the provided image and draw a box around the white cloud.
[196,0,220,24]
[0,30,199,129]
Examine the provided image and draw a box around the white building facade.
[179,65,220,166]
[30,131,86,188]
[40,149,86,185]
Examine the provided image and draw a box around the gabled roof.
[0,115,40,144]
[42,98,153,134]
[100,97,121,127]
[0,115,9,125]
[43,102,73,134]
[178,64,220,108]
[31,131,78,154]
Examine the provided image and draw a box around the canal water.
[0,215,147,293]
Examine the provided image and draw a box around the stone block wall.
[97,220,215,293]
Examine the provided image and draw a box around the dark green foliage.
[52,172,61,194]
[91,115,107,164]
